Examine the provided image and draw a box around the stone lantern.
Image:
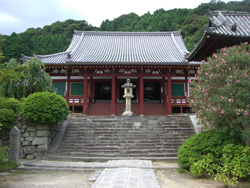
[121,79,136,116]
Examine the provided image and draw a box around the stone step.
[53,115,195,158]
[56,151,178,157]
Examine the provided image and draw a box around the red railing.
[171,97,189,105]
[63,96,84,104]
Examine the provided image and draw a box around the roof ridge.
[210,10,250,16]
[74,30,181,36]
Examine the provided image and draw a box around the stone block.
[20,147,24,159]
[26,155,34,159]
[29,131,36,137]
[25,137,34,142]
[32,137,49,146]
[34,153,46,160]
[36,124,50,130]
[0,140,2,148]
[20,129,25,134]
[30,131,36,137]
[22,124,27,129]
[37,130,50,137]
[22,141,31,146]
[27,126,36,132]
[37,145,48,152]
[3,139,9,145]
[21,132,29,138]
[23,146,36,155]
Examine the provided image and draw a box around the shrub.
[20,92,70,125]
[178,130,250,186]
[214,144,250,186]
[0,97,20,129]
[177,129,243,169]
[188,43,250,141]
[0,108,16,129]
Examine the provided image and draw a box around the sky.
[0,0,243,36]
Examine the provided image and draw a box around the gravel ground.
[0,169,94,188]
[0,161,250,188]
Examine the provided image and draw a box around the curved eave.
[186,32,250,61]
[65,61,188,66]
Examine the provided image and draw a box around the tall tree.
[0,34,6,63]
[0,57,54,98]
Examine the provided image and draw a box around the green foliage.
[0,97,20,129]
[214,144,250,186]
[2,1,249,61]
[0,34,5,63]
[0,58,54,98]
[0,145,18,172]
[2,20,98,62]
[178,130,250,186]
[0,108,16,129]
[188,43,250,140]
[0,161,18,172]
[177,129,243,169]
[177,168,189,173]
[21,92,70,125]
[0,145,8,163]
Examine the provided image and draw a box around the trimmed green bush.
[20,92,70,125]
[177,129,243,169]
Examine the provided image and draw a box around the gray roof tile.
[21,31,189,65]
[207,10,250,36]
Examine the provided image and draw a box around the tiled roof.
[186,10,250,61]
[21,31,189,65]
[206,10,250,36]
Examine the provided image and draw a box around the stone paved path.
[91,160,160,188]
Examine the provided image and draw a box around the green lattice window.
[53,82,65,96]
[171,83,184,96]
[71,83,84,96]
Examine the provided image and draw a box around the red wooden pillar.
[83,74,88,115]
[185,75,188,98]
[136,80,139,102]
[72,106,75,113]
[140,72,144,116]
[167,74,172,115]
[67,75,70,97]
[90,77,93,101]
[111,73,116,115]
[162,77,166,104]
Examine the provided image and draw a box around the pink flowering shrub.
[189,43,250,140]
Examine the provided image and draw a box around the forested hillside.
[1,0,250,63]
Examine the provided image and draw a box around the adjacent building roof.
[21,31,189,65]
[186,10,250,61]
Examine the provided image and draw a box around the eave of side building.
[186,10,250,61]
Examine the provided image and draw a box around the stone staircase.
[45,115,195,160]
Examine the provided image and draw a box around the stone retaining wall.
[15,117,58,159]
[0,129,10,148]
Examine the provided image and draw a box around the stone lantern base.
[122,110,135,116]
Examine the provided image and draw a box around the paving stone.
[111,185,126,188]
[91,160,160,188]
[127,182,140,188]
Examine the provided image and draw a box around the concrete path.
[91,160,160,188]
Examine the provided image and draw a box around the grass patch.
[0,161,18,172]
[177,168,189,174]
